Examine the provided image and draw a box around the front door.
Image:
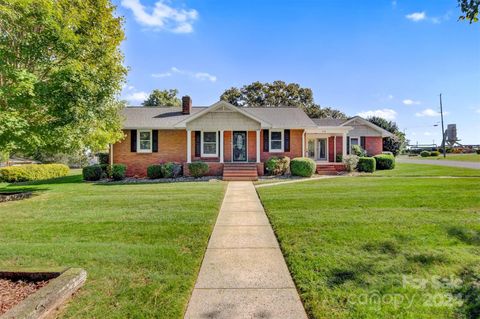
[232,131,247,162]
[317,138,327,161]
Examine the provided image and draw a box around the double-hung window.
[202,131,218,157]
[270,130,283,152]
[350,137,359,153]
[138,130,152,152]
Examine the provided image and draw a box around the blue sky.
[115,0,480,145]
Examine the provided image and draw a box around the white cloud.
[406,12,426,22]
[151,72,172,78]
[402,99,420,105]
[121,0,198,33]
[415,108,440,117]
[357,108,397,120]
[152,67,217,82]
[124,91,148,103]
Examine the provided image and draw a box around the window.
[202,131,217,157]
[138,130,152,152]
[350,137,359,153]
[270,130,283,152]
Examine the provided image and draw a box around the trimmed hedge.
[188,161,209,178]
[97,153,109,165]
[0,164,69,183]
[265,156,290,175]
[430,151,440,157]
[420,151,430,157]
[83,165,103,181]
[357,157,376,173]
[290,157,316,177]
[111,164,127,181]
[147,165,163,179]
[373,154,395,170]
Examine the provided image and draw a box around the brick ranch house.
[111,96,393,180]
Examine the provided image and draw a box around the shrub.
[420,150,430,157]
[111,164,127,181]
[265,156,290,175]
[188,161,209,178]
[357,157,376,173]
[477,149,480,155]
[97,153,109,165]
[99,164,112,178]
[352,145,366,157]
[147,165,163,179]
[0,164,69,183]
[161,162,182,178]
[290,157,316,177]
[336,154,343,163]
[374,154,395,170]
[343,155,359,172]
[430,151,440,157]
[82,165,103,181]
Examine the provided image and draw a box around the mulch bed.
[0,279,49,315]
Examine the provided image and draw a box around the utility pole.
[439,94,446,158]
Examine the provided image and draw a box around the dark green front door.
[233,131,247,162]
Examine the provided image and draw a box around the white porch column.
[220,130,224,163]
[333,136,337,162]
[342,132,347,157]
[186,130,192,163]
[302,131,305,157]
[256,130,261,163]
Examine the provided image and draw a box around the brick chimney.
[182,96,192,114]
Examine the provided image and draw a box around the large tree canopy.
[367,116,406,156]
[458,0,479,23]
[142,89,181,107]
[0,0,127,155]
[220,80,346,119]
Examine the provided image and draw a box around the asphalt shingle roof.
[121,105,318,129]
[311,118,347,126]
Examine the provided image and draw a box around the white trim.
[220,130,224,163]
[269,129,284,152]
[137,129,152,153]
[186,130,192,163]
[231,131,248,162]
[201,131,219,158]
[342,132,347,157]
[256,130,260,163]
[349,137,360,153]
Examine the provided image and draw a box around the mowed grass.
[373,163,480,177]
[257,164,480,319]
[0,171,226,318]
[412,154,480,162]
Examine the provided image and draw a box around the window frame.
[201,131,218,157]
[350,137,359,153]
[269,129,284,152]
[137,129,153,153]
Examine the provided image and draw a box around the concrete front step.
[223,176,258,181]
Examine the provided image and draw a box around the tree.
[0,0,127,156]
[367,116,406,156]
[304,105,347,119]
[458,0,479,23]
[142,89,181,107]
[221,81,315,108]
[220,80,346,119]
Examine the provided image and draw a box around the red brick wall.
[336,136,343,156]
[224,131,232,162]
[365,136,383,156]
[113,130,187,177]
[260,129,304,161]
[328,136,335,162]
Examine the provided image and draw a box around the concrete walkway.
[398,158,480,169]
[184,182,308,319]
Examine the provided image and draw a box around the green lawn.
[410,154,480,162]
[257,163,480,319]
[373,163,480,177]
[0,171,226,318]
